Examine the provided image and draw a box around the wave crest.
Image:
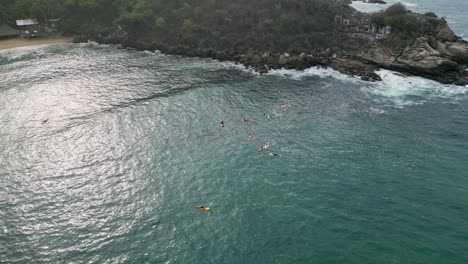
[265,66,361,82]
[363,69,468,107]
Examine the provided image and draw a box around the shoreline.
[74,29,468,86]
[0,36,74,51]
[73,36,384,83]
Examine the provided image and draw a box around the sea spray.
[362,69,468,107]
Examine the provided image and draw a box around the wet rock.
[361,36,468,85]
[330,58,381,82]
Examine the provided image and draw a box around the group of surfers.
[220,120,271,151]
[196,106,287,212]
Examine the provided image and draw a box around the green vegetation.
[0,1,449,53]
[0,0,66,25]
[383,2,407,17]
[371,3,443,36]
[0,0,354,52]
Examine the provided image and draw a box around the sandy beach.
[0,36,73,51]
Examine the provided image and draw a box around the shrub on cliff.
[384,3,408,16]
[424,12,438,18]
[372,3,444,37]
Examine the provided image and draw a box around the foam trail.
[363,69,468,107]
[222,62,260,75]
[266,66,362,82]
[399,0,418,7]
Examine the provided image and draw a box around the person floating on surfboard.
[220,121,225,127]
[247,129,256,141]
[195,206,210,211]
[259,142,270,151]
[241,118,251,122]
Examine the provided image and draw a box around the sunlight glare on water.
[1,39,468,263]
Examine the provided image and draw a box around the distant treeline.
[0,1,445,52]
[0,0,357,51]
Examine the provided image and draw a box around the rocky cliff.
[73,4,468,86]
[359,23,468,85]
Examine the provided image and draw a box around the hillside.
[1,0,354,52]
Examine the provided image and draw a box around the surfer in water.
[220,121,225,127]
[247,129,256,141]
[241,118,251,122]
[195,206,210,211]
[259,142,270,151]
[268,153,280,157]
[282,106,287,113]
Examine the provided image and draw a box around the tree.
[384,3,408,17]
[182,18,193,32]
[0,4,11,24]
[155,16,165,29]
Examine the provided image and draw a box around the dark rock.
[360,36,468,84]
[367,0,386,4]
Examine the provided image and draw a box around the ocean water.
[1,4,468,264]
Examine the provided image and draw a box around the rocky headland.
[73,2,468,85]
[359,20,468,85]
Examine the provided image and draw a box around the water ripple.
[1,43,468,263]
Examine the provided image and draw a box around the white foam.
[0,44,51,54]
[350,0,417,12]
[399,0,418,7]
[79,41,99,47]
[0,45,52,60]
[350,1,391,12]
[370,107,388,114]
[215,61,260,75]
[363,69,468,107]
[265,66,362,82]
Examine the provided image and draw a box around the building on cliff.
[334,15,391,40]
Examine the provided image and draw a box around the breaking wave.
[265,66,361,82]
[244,64,468,108]
[363,69,468,107]
[399,1,418,7]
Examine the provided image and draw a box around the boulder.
[437,23,456,41]
[445,42,468,64]
[360,36,468,84]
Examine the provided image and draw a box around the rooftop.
[16,19,39,26]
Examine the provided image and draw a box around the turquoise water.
[1,4,468,263]
[1,43,467,264]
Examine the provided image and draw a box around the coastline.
[0,36,73,51]
[73,35,384,82]
[74,34,468,85]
